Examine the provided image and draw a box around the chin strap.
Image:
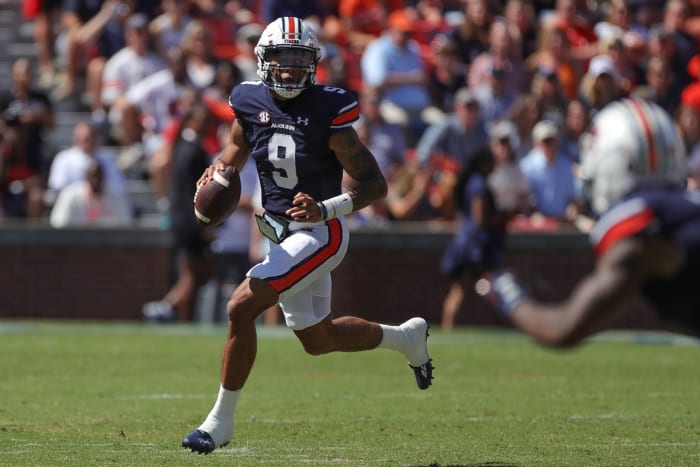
[475,270,528,318]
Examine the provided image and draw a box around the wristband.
[475,270,527,318]
[318,193,353,220]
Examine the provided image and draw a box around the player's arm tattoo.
[330,128,388,209]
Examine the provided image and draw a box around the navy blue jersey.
[229,82,360,218]
[590,187,700,334]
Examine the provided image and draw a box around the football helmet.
[255,17,321,99]
[579,98,686,214]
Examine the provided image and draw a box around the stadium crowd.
[2,0,700,225]
[2,0,700,322]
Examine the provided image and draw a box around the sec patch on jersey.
[193,166,241,226]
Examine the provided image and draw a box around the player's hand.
[197,159,227,187]
[475,269,528,318]
[286,192,322,223]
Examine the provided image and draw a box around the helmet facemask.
[257,46,318,99]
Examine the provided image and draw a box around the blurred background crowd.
[3,0,700,227]
[2,0,700,322]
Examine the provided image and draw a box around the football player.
[478,98,700,345]
[182,17,434,454]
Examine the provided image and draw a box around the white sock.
[378,324,407,353]
[198,384,239,446]
[378,320,429,367]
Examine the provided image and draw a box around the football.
[193,166,241,226]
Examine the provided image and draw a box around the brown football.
[193,166,241,226]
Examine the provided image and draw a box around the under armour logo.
[296,116,310,126]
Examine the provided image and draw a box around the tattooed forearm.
[331,128,388,209]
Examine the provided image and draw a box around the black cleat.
[410,358,434,390]
[182,429,228,454]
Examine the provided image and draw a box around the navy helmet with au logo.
[255,17,322,99]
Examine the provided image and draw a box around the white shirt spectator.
[126,68,184,133]
[50,180,133,228]
[48,146,126,195]
[101,47,166,106]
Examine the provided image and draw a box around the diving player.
[479,98,700,345]
[182,16,434,454]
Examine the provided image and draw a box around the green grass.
[1,322,699,466]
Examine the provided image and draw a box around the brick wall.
[332,226,663,330]
[0,224,663,330]
[0,227,171,320]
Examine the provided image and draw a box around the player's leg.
[441,280,464,331]
[182,276,277,453]
[284,276,433,389]
[294,315,434,390]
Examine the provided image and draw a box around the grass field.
[1,321,699,467]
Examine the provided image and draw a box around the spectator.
[550,0,599,63]
[354,88,407,181]
[55,0,142,103]
[426,35,468,112]
[505,93,542,160]
[322,0,388,92]
[383,163,442,222]
[259,0,326,25]
[149,0,193,56]
[113,46,192,175]
[687,146,700,191]
[233,22,264,82]
[656,0,697,91]
[646,25,689,107]
[558,98,590,164]
[503,0,538,60]
[524,25,581,100]
[49,159,133,228]
[0,58,54,219]
[360,8,442,145]
[180,20,219,91]
[599,34,637,95]
[448,0,493,66]
[676,104,700,156]
[142,103,217,322]
[593,0,631,44]
[440,147,510,330]
[486,120,531,214]
[147,87,200,214]
[46,121,126,205]
[530,64,569,125]
[416,87,488,169]
[468,18,527,94]
[101,13,166,146]
[578,54,623,116]
[519,119,582,221]
[27,0,63,88]
[471,58,520,128]
[621,30,650,89]
[681,56,700,117]
[192,0,253,61]
[631,56,680,116]
[330,0,386,53]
